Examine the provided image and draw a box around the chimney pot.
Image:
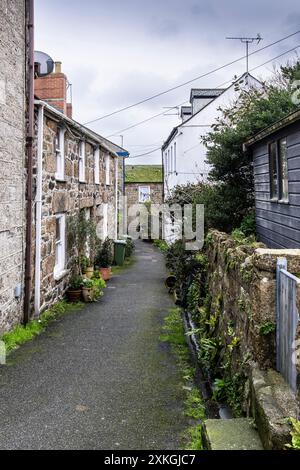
[55,61,62,73]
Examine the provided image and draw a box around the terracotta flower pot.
[100,267,111,281]
[85,267,94,279]
[82,287,93,302]
[66,289,82,303]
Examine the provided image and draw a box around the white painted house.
[162,73,262,198]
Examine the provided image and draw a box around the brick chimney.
[35,61,73,118]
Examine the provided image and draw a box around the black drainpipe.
[24,0,35,325]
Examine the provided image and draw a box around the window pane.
[278,138,289,200]
[56,217,61,242]
[139,186,150,202]
[269,142,278,198]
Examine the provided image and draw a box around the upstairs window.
[105,155,110,185]
[269,138,289,202]
[79,141,86,182]
[94,146,100,185]
[170,146,173,173]
[54,213,66,278]
[139,186,151,203]
[55,127,66,180]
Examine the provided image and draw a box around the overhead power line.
[127,146,163,159]
[107,43,300,139]
[84,29,300,125]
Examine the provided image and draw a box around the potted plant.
[91,276,106,300]
[80,255,94,279]
[66,275,84,302]
[82,278,94,302]
[82,276,106,302]
[95,238,114,281]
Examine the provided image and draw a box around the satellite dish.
[34,51,54,77]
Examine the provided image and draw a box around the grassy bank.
[160,307,205,450]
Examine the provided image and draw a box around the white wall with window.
[79,141,86,182]
[139,186,151,203]
[55,127,66,180]
[94,146,100,185]
[105,155,110,185]
[54,213,66,279]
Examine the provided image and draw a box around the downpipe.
[34,103,44,316]
[24,0,35,325]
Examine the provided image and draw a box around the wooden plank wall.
[252,121,300,248]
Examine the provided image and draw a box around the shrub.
[125,238,135,258]
[95,238,114,268]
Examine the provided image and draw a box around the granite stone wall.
[0,0,26,333]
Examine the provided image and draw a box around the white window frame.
[55,127,66,180]
[54,213,66,279]
[102,203,108,239]
[105,154,110,185]
[94,146,100,185]
[174,142,177,173]
[139,185,151,203]
[171,146,173,173]
[168,149,170,174]
[79,141,86,182]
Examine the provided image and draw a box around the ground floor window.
[269,138,289,202]
[54,213,66,278]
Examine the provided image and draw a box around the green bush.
[125,238,135,258]
[95,238,114,268]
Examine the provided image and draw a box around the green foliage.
[239,210,256,237]
[125,238,135,258]
[153,239,169,253]
[69,275,84,290]
[67,211,99,272]
[160,308,205,450]
[95,237,114,268]
[184,387,206,420]
[182,425,203,450]
[287,418,300,450]
[1,301,83,353]
[91,276,106,299]
[259,322,276,336]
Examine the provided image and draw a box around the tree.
[201,63,300,231]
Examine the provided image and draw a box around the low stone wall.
[205,230,300,371]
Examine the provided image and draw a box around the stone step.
[202,418,264,450]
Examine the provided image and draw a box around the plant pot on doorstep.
[100,267,111,281]
[66,288,82,303]
[85,266,94,279]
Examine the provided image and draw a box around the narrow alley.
[0,242,188,450]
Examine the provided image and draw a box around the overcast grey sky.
[35,0,300,164]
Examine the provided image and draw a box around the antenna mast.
[226,34,262,74]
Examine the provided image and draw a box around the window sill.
[79,180,86,184]
[55,177,66,183]
[270,197,289,204]
[54,269,70,282]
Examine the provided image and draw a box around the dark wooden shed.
[245,109,300,248]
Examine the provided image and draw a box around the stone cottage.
[32,99,122,315]
[0,0,27,332]
[125,165,163,238]
[125,165,163,206]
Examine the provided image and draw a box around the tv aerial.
[34,51,54,77]
[226,34,263,73]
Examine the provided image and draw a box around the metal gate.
[276,258,300,393]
